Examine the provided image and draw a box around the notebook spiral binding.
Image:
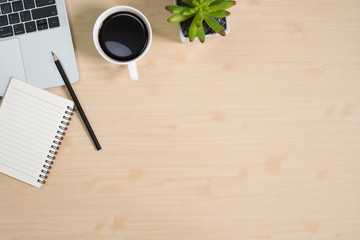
[37,106,74,184]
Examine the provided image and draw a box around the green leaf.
[181,0,195,7]
[182,8,197,16]
[195,11,204,28]
[204,14,226,36]
[189,12,201,41]
[167,14,194,23]
[165,5,191,14]
[207,10,230,18]
[209,0,226,6]
[209,1,236,11]
[198,24,205,43]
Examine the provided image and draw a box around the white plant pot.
[174,0,230,42]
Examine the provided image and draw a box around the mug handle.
[128,62,139,81]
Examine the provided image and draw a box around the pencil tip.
[51,51,58,61]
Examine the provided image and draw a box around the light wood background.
[1,0,360,239]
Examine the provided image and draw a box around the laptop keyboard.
[0,0,60,38]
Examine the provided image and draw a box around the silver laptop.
[0,0,79,96]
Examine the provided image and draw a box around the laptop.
[0,0,79,96]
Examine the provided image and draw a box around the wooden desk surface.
[1,0,360,239]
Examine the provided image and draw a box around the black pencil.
[52,52,102,151]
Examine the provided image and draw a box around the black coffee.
[99,12,148,61]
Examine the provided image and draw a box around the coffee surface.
[99,12,148,61]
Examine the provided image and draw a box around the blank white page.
[0,77,74,187]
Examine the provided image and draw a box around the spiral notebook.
[0,77,74,187]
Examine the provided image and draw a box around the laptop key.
[0,26,13,38]
[13,23,25,35]
[36,18,47,30]
[0,15,8,27]
[1,3,12,14]
[20,10,31,22]
[25,20,36,32]
[9,13,20,24]
[0,0,6,4]
[23,0,35,10]
[12,1,23,12]
[48,16,59,28]
[31,5,57,20]
[35,0,55,8]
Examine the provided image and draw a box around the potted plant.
[166,0,236,43]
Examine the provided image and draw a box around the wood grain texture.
[1,0,360,239]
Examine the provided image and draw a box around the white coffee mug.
[93,6,152,81]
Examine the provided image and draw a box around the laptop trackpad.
[0,39,26,96]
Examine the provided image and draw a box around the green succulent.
[166,0,236,43]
